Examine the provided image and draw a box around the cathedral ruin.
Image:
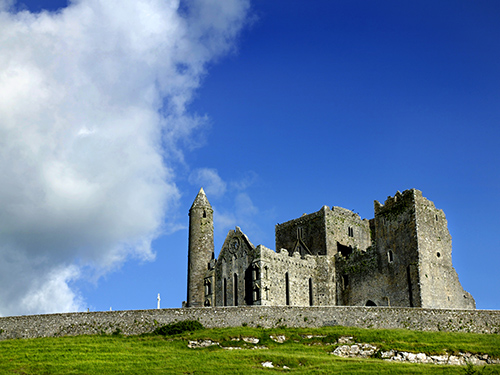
[185,188,475,309]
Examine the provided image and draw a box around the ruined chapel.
[185,188,475,309]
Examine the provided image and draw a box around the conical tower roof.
[190,187,212,210]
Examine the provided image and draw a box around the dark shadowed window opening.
[245,267,253,305]
[437,252,441,258]
[204,279,211,296]
[388,250,394,263]
[233,273,238,306]
[309,278,313,306]
[366,300,377,306]
[252,266,260,280]
[342,274,349,289]
[223,278,227,306]
[338,242,352,257]
[407,266,414,307]
[203,210,206,218]
[285,272,290,306]
[348,227,354,237]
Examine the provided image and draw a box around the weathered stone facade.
[187,189,475,310]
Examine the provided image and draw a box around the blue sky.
[0,0,498,316]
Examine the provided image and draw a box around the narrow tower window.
[223,278,227,307]
[253,287,260,302]
[204,279,211,296]
[388,250,394,263]
[342,274,349,289]
[407,266,414,307]
[233,273,238,306]
[285,272,290,306]
[252,265,260,281]
[309,278,313,306]
[348,227,354,237]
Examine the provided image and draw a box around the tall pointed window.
[309,278,313,306]
[285,272,290,306]
[233,273,238,306]
[223,278,227,306]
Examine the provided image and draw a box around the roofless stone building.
[185,188,474,309]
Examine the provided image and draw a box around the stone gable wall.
[275,209,327,256]
[0,306,499,341]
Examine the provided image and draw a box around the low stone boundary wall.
[0,306,499,340]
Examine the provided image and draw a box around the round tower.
[186,187,214,307]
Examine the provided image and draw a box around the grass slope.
[0,325,499,374]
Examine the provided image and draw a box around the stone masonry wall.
[259,247,317,306]
[275,209,327,256]
[325,206,372,256]
[0,306,499,341]
[373,190,421,307]
[414,191,475,309]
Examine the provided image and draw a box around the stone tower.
[186,188,214,307]
[372,189,474,309]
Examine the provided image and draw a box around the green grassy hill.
[0,324,498,374]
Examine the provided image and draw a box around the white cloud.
[21,265,83,314]
[0,0,13,11]
[0,0,250,316]
[189,168,227,197]
[229,170,258,190]
[193,169,262,245]
[234,192,259,217]
[214,192,259,233]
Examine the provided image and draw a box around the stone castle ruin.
[186,188,475,310]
